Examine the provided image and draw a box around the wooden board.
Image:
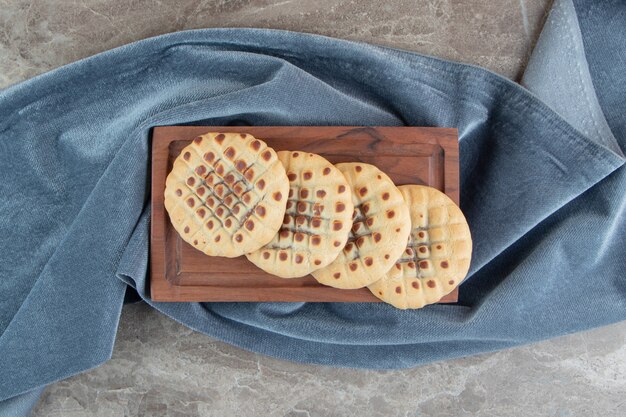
[151,126,460,302]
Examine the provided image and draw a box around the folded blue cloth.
[0,0,624,412]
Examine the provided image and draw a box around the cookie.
[246,151,354,278]
[312,163,411,289]
[367,185,472,309]
[164,132,289,258]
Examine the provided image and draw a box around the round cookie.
[246,151,354,278]
[164,132,289,258]
[367,185,472,309]
[312,163,411,289]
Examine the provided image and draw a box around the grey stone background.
[1,0,624,416]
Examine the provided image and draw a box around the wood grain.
[151,126,460,303]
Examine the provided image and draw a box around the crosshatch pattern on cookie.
[246,151,354,278]
[164,132,289,258]
[312,163,411,289]
[367,185,472,309]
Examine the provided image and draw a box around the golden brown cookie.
[367,185,472,309]
[312,163,411,289]
[246,151,354,278]
[164,132,289,258]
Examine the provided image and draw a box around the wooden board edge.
[150,127,171,301]
[150,285,458,303]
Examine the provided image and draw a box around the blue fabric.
[0,388,43,417]
[1,0,625,411]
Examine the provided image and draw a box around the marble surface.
[2,0,549,88]
[33,304,626,417]
[1,0,625,415]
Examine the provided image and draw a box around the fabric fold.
[522,0,622,156]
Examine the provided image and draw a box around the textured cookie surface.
[246,151,354,278]
[368,185,472,309]
[312,163,411,289]
[164,132,289,258]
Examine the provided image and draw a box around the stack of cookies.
[164,132,472,310]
